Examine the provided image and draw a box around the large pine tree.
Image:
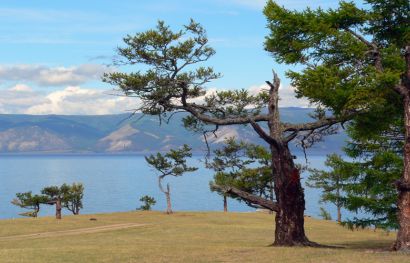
[264,0,409,250]
[104,19,349,246]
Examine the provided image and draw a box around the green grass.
[0,211,408,263]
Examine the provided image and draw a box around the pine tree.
[145,145,197,214]
[264,0,409,250]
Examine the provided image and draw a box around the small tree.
[11,192,48,217]
[307,154,350,223]
[61,183,84,215]
[319,207,332,221]
[42,186,64,219]
[207,138,274,212]
[338,124,402,230]
[145,145,197,214]
[139,195,156,211]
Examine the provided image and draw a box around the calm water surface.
[0,154,346,219]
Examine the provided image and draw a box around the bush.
[139,195,156,211]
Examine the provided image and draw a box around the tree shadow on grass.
[335,239,393,251]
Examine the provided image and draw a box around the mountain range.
[0,108,348,155]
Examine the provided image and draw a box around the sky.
[0,0,361,115]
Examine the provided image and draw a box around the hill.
[0,211,405,263]
[0,108,347,155]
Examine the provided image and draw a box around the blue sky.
[0,0,361,115]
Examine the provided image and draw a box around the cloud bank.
[0,64,111,87]
[0,85,137,115]
[0,82,309,115]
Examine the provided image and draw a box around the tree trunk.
[393,46,410,251]
[223,195,228,212]
[337,188,342,223]
[337,205,342,224]
[264,73,311,246]
[271,146,311,246]
[55,199,62,219]
[165,184,173,214]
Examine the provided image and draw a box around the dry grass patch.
[0,211,408,263]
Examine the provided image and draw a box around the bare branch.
[249,119,282,150]
[210,183,279,212]
[282,114,351,132]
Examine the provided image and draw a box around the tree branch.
[395,180,410,192]
[211,183,279,212]
[249,119,282,150]
[344,28,382,71]
[282,114,351,132]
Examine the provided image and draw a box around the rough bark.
[337,184,342,223]
[165,184,173,214]
[393,46,410,252]
[158,176,173,214]
[266,74,312,246]
[55,199,62,220]
[223,195,228,212]
[271,146,312,246]
[337,206,342,224]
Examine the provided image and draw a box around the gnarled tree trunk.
[165,184,173,214]
[223,195,228,212]
[271,145,310,246]
[56,198,62,219]
[394,96,410,250]
[393,46,410,252]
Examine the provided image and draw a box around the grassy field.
[0,211,408,263]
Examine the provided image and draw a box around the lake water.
[0,154,349,220]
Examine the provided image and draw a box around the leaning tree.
[104,20,351,246]
[264,0,409,250]
[11,192,48,218]
[145,144,197,214]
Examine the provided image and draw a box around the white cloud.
[0,84,47,114]
[248,83,310,108]
[0,85,137,115]
[26,87,137,115]
[0,64,112,87]
[0,81,309,115]
[9,84,32,92]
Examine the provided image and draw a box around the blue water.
[0,154,346,220]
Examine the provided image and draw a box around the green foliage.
[61,183,84,215]
[341,128,402,230]
[312,121,402,229]
[11,192,48,217]
[139,195,156,211]
[307,154,349,212]
[41,183,85,215]
[104,19,271,129]
[103,19,220,116]
[263,0,407,231]
[145,144,198,178]
[12,183,85,217]
[207,138,274,207]
[263,0,406,131]
[319,207,332,221]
